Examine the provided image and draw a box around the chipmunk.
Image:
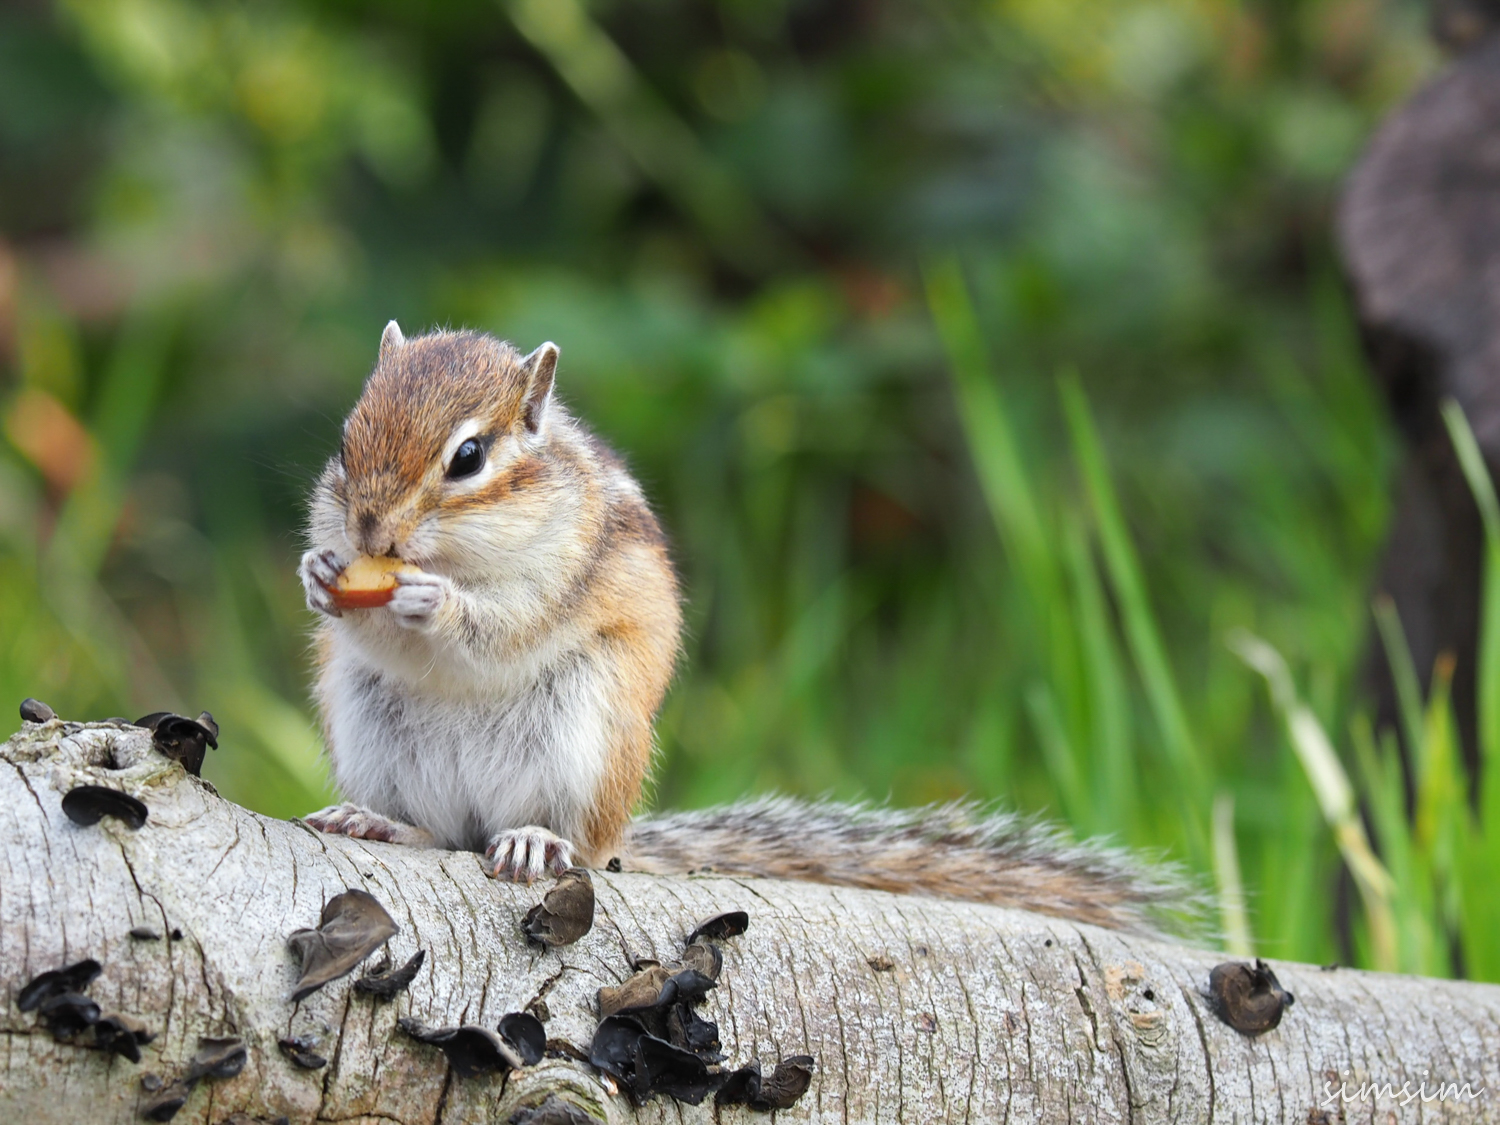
[299,323,1191,934]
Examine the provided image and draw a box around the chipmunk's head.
[322,322,566,570]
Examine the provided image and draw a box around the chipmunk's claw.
[486,826,574,882]
[304,803,433,846]
[389,569,450,630]
[299,549,349,618]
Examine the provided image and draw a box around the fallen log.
[2,718,1497,1123]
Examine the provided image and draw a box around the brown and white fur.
[300,323,1193,933]
[300,323,679,881]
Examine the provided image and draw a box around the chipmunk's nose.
[350,510,397,558]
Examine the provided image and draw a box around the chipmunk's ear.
[379,320,405,358]
[519,342,558,433]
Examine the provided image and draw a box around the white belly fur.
[321,640,610,852]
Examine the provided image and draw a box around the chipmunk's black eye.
[447,438,485,479]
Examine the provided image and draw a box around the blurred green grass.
[6,0,1494,977]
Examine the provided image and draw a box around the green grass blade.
[1212,792,1254,957]
[1442,399,1500,540]
[1060,372,1208,827]
[1371,594,1428,780]
[1062,514,1137,836]
[1439,397,1500,979]
[1231,629,1398,971]
[924,258,1058,610]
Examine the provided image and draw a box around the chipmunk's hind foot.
[486,826,574,882]
[304,803,435,847]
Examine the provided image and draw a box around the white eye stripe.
[441,419,486,471]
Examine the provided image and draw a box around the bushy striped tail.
[623,797,1201,935]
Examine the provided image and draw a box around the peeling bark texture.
[4,722,1500,1124]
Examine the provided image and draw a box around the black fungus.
[141,1091,188,1121]
[18,959,103,1011]
[714,1065,758,1109]
[588,1016,650,1095]
[582,909,813,1111]
[522,867,595,947]
[287,889,399,1001]
[170,928,183,941]
[716,1055,816,1110]
[38,991,101,1038]
[278,1036,327,1070]
[507,1092,597,1125]
[634,1032,721,1104]
[1207,959,1295,1035]
[134,712,219,778]
[136,1037,241,1120]
[129,927,162,941]
[397,1018,525,1078]
[354,949,425,998]
[93,1014,153,1063]
[61,785,148,829]
[632,968,715,1014]
[589,1016,720,1105]
[195,711,219,742]
[598,964,672,1018]
[184,1036,247,1082]
[667,1002,721,1059]
[605,856,623,873]
[685,911,748,944]
[20,698,55,723]
[498,1011,547,1067]
[594,962,727,1093]
[599,967,718,1054]
[679,940,722,981]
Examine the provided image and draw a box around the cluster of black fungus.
[133,712,219,777]
[277,889,425,1083]
[398,1011,546,1078]
[716,1056,818,1111]
[585,910,813,1110]
[18,698,221,777]
[19,958,155,1063]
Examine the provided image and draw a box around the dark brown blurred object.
[1431,0,1500,51]
[1336,27,1500,788]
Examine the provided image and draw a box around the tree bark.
[3,720,1498,1124]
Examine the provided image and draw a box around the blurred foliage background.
[6,0,1491,976]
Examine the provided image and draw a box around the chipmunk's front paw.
[299,548,349,618]
[304,803,434,846]
[388,569,451,631]
[485,826,574,882]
